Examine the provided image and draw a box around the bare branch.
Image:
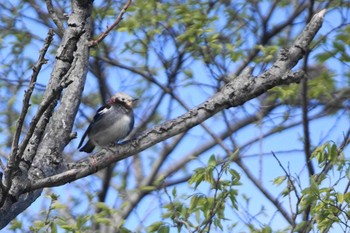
[4,29,54,196]
[45,0,65,35]
[89,0,132,47]
[8,28,54,165]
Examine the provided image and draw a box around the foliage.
[0,0,349,232]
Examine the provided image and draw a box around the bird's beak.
[129,98,138,107]
[125,98,138,108]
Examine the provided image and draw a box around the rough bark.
[0,0,92,228]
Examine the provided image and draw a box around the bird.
[78,92,137,153]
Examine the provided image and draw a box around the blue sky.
[1,2,350,232]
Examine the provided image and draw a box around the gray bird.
[78,92,137,153]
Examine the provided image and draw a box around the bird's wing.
[93,104,111,122]
[78,124,90,149]
[78,104,111,149]
[127,111,135,135]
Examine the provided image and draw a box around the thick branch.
[0,0,93,229]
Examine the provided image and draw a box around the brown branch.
[89,0,132,47]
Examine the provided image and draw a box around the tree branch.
[45,0,65,36]
[5,29,54,192]
[27,8,326,191]
[89,0,132,47]
[0,0,93,229]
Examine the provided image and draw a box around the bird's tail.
[79,140,95,153]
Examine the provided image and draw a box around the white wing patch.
[98,107,110,115]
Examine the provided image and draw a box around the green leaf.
[9,219,22,230]
[294,221,307,232]
[330,143,338,161]
[229,189,238,209]
[315,52,333,62]
[214,218,223,230]
[337,193,344,204]
[272,175,286,185]
[94,216,111,225]
[189,194,200,211]
[59,224,75,231]
[120,227,133,233]
[208,155,217,167]
[333,41,345,52]
[172,187,177,197]
[45,193,59,201]
[159,225,170,233]
[188,168,205,189]
[344,192,350,203]
[195,209,200,223]
[51,202,66,210]
[204,169,215,186]
[32,220,45,230]
[51,222,58,233]
[77,215,90,229]
[147,221,163,232]
[229,169,241,184]
[95,202,112,212]
[140,185,156,191]
[261,225,272,233]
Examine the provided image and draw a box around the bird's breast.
[89,112,133,146]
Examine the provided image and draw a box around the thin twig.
[314,128,350,183]
[1,29,54,208]
[5,29,54,184]
[236,158,294,225]
[271,152,300,201]
[8,29,54,164]
[300,4,317,228]
[45,0,65,35]
[89,0,132,47]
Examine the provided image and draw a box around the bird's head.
[109,92,138,109]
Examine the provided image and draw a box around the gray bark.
[0,0,92,229]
